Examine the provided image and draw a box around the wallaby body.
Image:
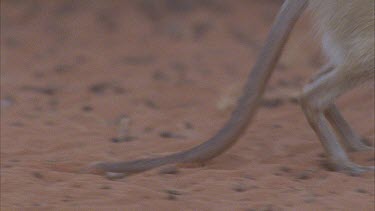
[87,0,374,177]
[300,0,374,173]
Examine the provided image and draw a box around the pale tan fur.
[300,0,374,173]
[86,0,374,178]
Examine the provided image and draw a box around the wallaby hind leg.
[300,64,374,175]
[309,65,374,152]
[325,105,374,151]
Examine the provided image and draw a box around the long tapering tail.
[88,0,308,175]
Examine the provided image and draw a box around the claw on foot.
[330,161,374,176]
[347,138,374,152]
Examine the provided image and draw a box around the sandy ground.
[1,0,374,210]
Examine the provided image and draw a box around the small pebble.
[100,185,112,190]
[164,189,181,200]
[110,136,135,143]
[165,189,181,195]
[32,172,44,179]
[105,172,126,180]
[184,122,194,129]
[261,98,284,108]
[82,105,93,112]
[279,166,291,173]
[355,188,367,194]
[296,170,312,180]
[159,166,179,175]
[233,183,247,192]
[159,131,184,139]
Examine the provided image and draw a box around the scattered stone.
[89,82,110,94]
[32,172,44,179]
[159,131,184,139]
[279,166,291,173]
[21,85,58,96]
[105,172,126,180]
[165,189,181,195]
[319,160,336,172]
[82,105,93,112]
[261,98,284,108]
[184,121,194,129]
[144,99,159,109]
[62,196,72,202]
[165,189,181,200]
[243,174,256,180]
[100,185,112,190]
[144,127,154,133]
[232,183,247,192]
[111,115,136,143]
[152,70,169,81]
[273,171,282,176]
[110,136,135,143]
[329,190,337,195]
[167,194,177,200]
[159,166,179,175]
[355,188,367,194]
[296,170,312,180]
[89,82,126,95]
[272,124,282,129]
[289,97,299,105]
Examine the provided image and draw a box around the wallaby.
[86,0,374,177]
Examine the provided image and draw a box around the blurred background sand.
[1,0,374,210]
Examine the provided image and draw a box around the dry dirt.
[1,0,374,210]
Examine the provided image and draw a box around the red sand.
[1,0,374,210]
